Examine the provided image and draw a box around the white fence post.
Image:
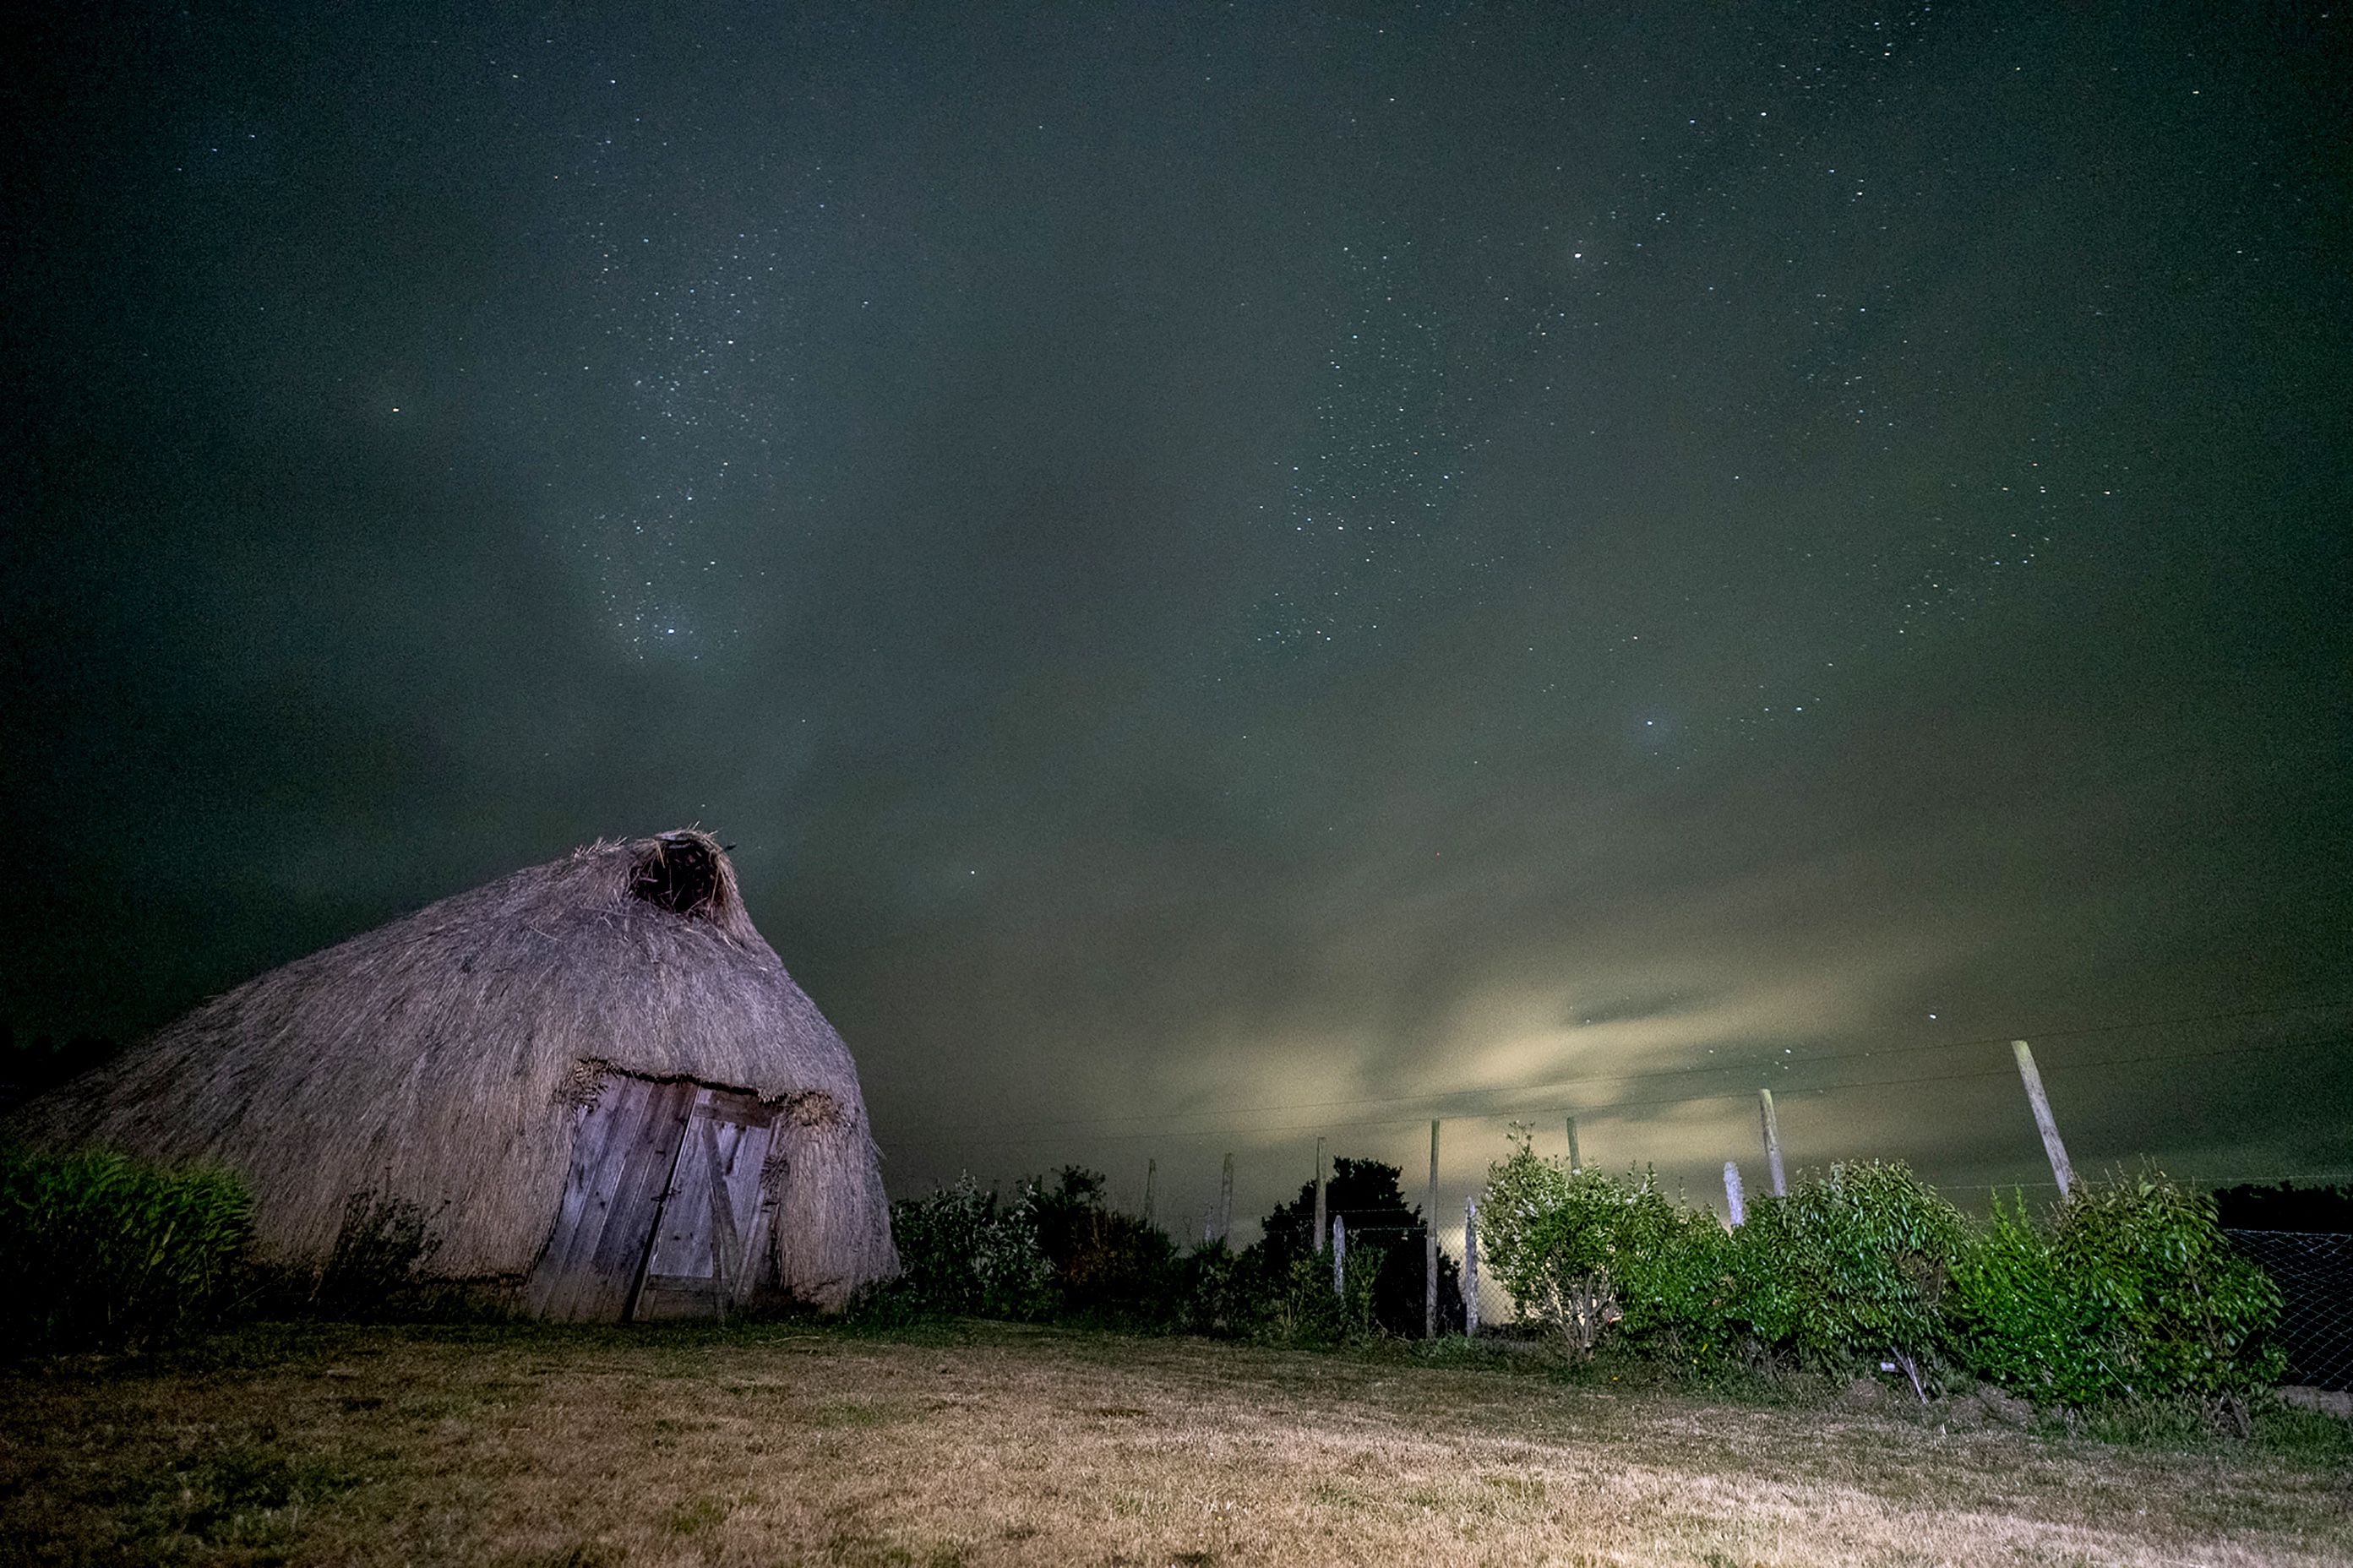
[1313,1136,1327,1254]
[1463,1198,1480,1337]
[1758,1088,1787,1197]
[2012,1040,2077,1200]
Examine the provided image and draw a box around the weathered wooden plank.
[526,1073,656,1319]
[635,1089,775,1317]
[713,1115,776,1305]
[596,1080,694,1317]
[529,1075,784,1323]
[644,1089,721,1290]
[737,1128,784,1309]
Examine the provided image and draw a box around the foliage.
[0,1145,253,1355]
[1479,1141,2290,1421]
[1472,1130,1583,1331]
[885,1159,1432,1342]
[1234,1241,1380,1347]
[1943,1190,2078,1396]
[1607,1195,1740,1368]
[1172,1241,1255,1337]
[1474,1131,1728,1359]
[1729,1161,1968,1386]
[1255,1157,1462,1338]
[1030,1167,1179,1322]
[1950,1172,2285,1409]
[887,1173,1056,1320]
[2209,1179,2353,1234]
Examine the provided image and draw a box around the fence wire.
[1431,1219,1521,1330]
[2228,1229,2353,1393]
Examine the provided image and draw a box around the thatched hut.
[5,830,897,1318]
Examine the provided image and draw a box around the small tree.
[1475,1130,1707,1356]
[1950,1171,2284,1411]
[1030,1166,1178,1320]
[1255,1157,1460,1337]
[1730,1161,1966,1394]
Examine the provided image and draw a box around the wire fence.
[2226,1230,2353,1392]
[1431,1217,1519,1328]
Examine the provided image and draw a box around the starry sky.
[4,2,2348,1239]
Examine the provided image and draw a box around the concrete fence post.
[1463,1197,1481,1337]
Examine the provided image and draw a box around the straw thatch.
[5,830,897,1309]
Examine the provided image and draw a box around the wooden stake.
[2012,1040,2076,1200]
[1566,1115,1582,1176]
[1724,1160,1746,1227]
[1142,1158,1157,1226]
[1217,1152,1234,1244]
[1332,1214,1348,1299]
[1313,1136,1327,1254]
[1463,1198,1480,1337]
[1758,1088,1787,1197]
[1425,1119,1441,1338]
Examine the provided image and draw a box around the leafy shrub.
[0,1146,253,1354]
[1476,1132,1724,1358]
[1729,1161,1966,1388]
[1473,1131,1587,1340]
[1028,1167,1180,1321]
[1173,1241,1256,1337]
[888,1173,1054,1320]
[1951,1172,2284,1409]
[1607,1197,1740,1369]
[1190,1240,1379,1347]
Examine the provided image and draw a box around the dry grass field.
[3,1319,2348,1567]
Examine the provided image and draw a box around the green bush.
[0,1146,253,1354]
[1475,1132,1729,1359]
[1609,1200,1740,1369]
[1478,1143,2288,1419]
[1028,1168,1180,1323]
[1729,1161,1968,1388]
[1172,1241,1255,1337]
[887,1173,1054,1320]
[1950,1172,2284,1408]
[1207,1241,1379,1348]
[885,1163,1406,1343]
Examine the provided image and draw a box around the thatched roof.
[6,830,896,1304]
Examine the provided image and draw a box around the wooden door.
[632,1088,778,1320]
[524,1074,697,1321]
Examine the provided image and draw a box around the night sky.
[6,3,2348,1240]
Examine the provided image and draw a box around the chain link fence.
[1431,1217,1520,1329]
[2228,1229,2353,1392]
